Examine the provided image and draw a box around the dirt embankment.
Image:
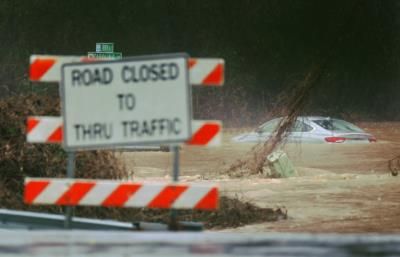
[0,94,127,209]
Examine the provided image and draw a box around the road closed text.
[70,62,180,86]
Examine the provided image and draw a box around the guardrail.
[0,209,202,231]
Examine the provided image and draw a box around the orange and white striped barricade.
[186,120,222,146]
[26,116,63,143]
[26,117,222,147]
[24,178,218,210]
[188,58,224,86]
[30,55,224,86]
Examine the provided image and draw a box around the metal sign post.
[64,151,76,229]
[172,146,180,182]
[170,145,180,230]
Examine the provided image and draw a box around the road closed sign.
[60,53,191,150]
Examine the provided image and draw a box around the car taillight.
[324,136,346,143]
[368,136,377,142]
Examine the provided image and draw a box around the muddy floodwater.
[120,122,400,233]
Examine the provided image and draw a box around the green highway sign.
[96,43,114,53]
[88,43,122,60]
[88,52,122,60]
[89,42,122,60]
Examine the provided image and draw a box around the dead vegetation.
[72,196,287,229]
[0,94,129,210]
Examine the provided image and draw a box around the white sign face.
[61,53,191,150]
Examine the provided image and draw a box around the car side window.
[314,119,363,132]
[290,121,313,132]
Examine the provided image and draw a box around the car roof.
[263,116,341,125]
[297,116,335,121]
[265,116,335,123]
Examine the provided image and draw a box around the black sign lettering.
[72,70,81,86]
[82,70,92,85]
[74,123,113,140]
[150,64,158,81]
[141,120,151,136]
[121,66,132,83]
[121,118,182,138]
[159,63,167,80]
[71,68,113,86]
[171,118,181,134]
[168,63,179,80]
[120,62,180,84]
[139,65,149,82]
[117,93,135,111]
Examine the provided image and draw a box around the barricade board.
[26,117,222,146]
[30,55,224,86]
[24,178,218,210]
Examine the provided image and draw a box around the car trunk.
[332,133,375,143]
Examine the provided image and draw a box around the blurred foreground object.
[266,150,297,178]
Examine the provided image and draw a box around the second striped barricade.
[26,117,222,147]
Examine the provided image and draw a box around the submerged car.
[232,116,376,144]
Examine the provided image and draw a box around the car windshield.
[313,119,364,133]
[257,118,281,133]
